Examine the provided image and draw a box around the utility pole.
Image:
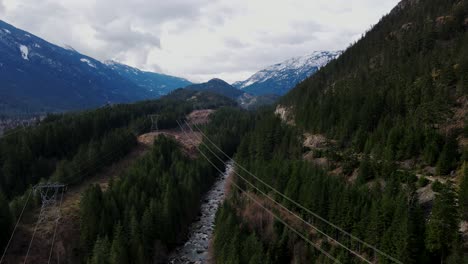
[149,114,159,132]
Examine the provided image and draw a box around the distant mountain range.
[184,78,244,100]
[0,19,342,115]
[182,78,278,109]
[233,51,341,95]
[0,20,191,115]
[105,61,191,97]
[181,51,341,108]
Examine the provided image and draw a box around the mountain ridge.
[184,78,244,100]
[105,60,192,96]
[233,51,341,95]
[0,20,191,115]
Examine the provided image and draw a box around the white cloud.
[1,0,400,83]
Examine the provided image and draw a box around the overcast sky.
[0,0,400,83]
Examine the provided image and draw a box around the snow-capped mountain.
[0,20,191,115]
[233,51,342,96]
[105,61,191,97]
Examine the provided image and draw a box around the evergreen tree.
[425,185,459,261]
[109,224,128,264]
[88,236,110,264]
[0,191,12,249]
[436,135,459,175]
[357,156,373,184]
[460,163,468,221]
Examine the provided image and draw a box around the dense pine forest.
[213,112,466,263]
[213,0,468,263]
[1,0,468,263]
[80,108,253,263]
[282,0,467,166]
[0,89,234,255]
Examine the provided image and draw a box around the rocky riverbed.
[168,162,233,264]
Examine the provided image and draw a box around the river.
[168,162,233,264]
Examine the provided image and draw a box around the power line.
[180,121,372,264]
[0,126,26,140]
[0,189,33,264]
[24,184,66,264]
[187,120,403,264]
[149,114,159,132]
[6,146,126,263]
[23,186,50,264]
[176,120,341,263]
[23,145,133,261]
[231,179,341,263]
[48,187,64,264]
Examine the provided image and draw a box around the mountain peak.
[0,19,191,115]
[208,78,230,85]
[184,78,243,100]
[233,51,341,96]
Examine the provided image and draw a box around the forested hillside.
[213,0,468,263]
[1,0,468,263]
[281,0,467,167]
[80,108,254,263]
[0,89,234,253]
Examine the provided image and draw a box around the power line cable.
[176,120,341,263]
[0,189,33,264]
[23,186,51,264]
[180,121,372,263]
[4,141,128,263]
[188,120,402,264]
[48,187,64,264]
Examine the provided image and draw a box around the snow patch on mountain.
[19,45,29,60]
[80,58,97,68]
[63,45,77,52]
[237,51,341,89]
[0,19,193,115]
[233,51,342,95]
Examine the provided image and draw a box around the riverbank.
[168,162,234,264]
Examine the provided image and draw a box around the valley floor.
[2,109,213,264]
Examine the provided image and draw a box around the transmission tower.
[149,114,159,132]
[33,183,66,223]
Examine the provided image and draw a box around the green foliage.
[432,180,444,193]
[88,236,110,264]
[425,185,459,261]
[109,225,128,264]
[460,163,468,221]
[417,177,430,188]
[214,202,269,264]
[213,0,468,262]
[81,136,215,261]
[357,156,374,183]
[0,90,233,201]
[215,114,429,263]
[436,134,459,175]
[280,0,466,168]
[0,191,12,249]
[0,90,234,261]
[215,106,462,263]
[80,108,252,262]
[51,128,136,185]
